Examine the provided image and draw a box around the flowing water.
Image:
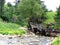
[0,32,54,45]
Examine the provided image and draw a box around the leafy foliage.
[0,0,5,17]
[55,6,60,29]
[44,12,56,24]
[17,0,47,23]
[3,0,47,26]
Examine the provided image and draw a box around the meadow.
[0,22,26,35]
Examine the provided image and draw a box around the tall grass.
[53,36,60,45]
[0,22,26,35]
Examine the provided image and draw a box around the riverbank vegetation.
[0,22,26,35]
[53,36,60,45]
[0,0,60,35]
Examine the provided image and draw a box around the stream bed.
[0,32,54,45]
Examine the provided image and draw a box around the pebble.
[0,33,54,45]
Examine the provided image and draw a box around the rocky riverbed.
[0,32,54,45]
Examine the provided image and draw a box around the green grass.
[0,22,26,35]
[53,36,60,45]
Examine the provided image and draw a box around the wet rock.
[28,41,40,45]
[8,37,12,39]
[0,33,55,45]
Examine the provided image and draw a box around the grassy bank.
[0,22,26,35]
[53,36,60,45]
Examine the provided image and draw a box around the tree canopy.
[55,6,60,29]
[0,0,48,26]
[17,0,47,23]
[0,0,5,17]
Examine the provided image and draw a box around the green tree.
[17,0,47,24]
[4,2,16,22]
[3,0,47,26]
[15,0,20,15]
[55,6,60,29]
[56,6,60,22]
[0,0,5,17]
